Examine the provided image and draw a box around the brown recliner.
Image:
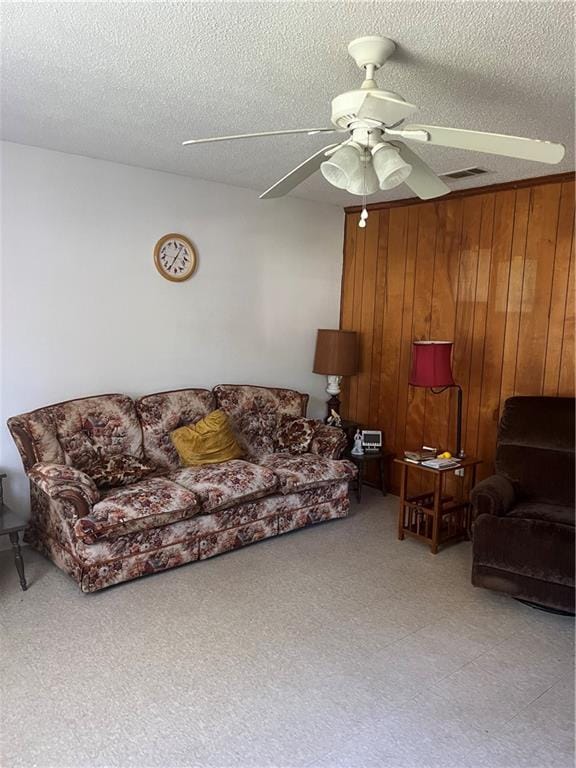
[471,396,575,613]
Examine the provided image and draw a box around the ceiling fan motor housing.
[330,89,407,130]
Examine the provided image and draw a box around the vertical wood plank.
[450,195,482,456]
[378,207,408,452]
[355,212,380,426]
[476,189,516,478]
[500,188,530,406]
[347,218,366,421]
[339,213,357,418]
[424,198,463,452]
[367,210,390,431]
[514,184,562,394]
[543,182,575,394]
[340,213,356,330]
[404,203,437,454]
[558,240,575,396]
[393,205,420,489]
[465,194,496,457]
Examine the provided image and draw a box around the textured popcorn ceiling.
[1,1,574,206]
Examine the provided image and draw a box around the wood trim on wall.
[340,173,575,494]
[345,171,576,213]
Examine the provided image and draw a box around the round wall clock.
[154,233,197,282]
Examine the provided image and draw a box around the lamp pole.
[455,384,463,458]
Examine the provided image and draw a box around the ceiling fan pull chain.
[359,151,368,228]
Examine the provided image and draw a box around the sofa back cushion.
[496,396,575,507]
[136,388,216,470]
[8,394,142,472]
[213,385,309,459]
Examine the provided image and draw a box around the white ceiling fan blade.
[259,144,340,199]
[388,141,451,200]
[183,128,336,146]
[403,124,566,164]
[356,92,418,126]
[384,127,429,143]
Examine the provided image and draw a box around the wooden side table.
[346,449,394,502]
[338,420,360,451]
[0,474,28,590]
[394,457,482,554]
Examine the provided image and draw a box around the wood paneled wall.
[340,174,575,491]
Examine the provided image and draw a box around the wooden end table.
[346,449,394,503]
[0,474,28,590]
[394,457,482,554]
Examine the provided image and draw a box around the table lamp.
[313,329,358,420]
[409,340,464,457]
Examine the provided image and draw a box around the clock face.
[154,234,197,282]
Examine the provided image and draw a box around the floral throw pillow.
[80,450,154,490]
[62,432,154,489]
[274,416,318,455]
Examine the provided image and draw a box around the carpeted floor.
[0,488,574,768]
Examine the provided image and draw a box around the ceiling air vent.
[441,167,490,180]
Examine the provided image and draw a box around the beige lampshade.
[313,329,358,376]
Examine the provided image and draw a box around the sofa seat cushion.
[168,460,278,513]
[507,502,575,527]
[259,453,356,494]
[75,477,199,544]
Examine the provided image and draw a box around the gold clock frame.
[154,233,198,282]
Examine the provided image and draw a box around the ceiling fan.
[182,36,565,222]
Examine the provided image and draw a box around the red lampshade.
[409,341,456,388]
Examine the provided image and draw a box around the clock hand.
[169,244,184,270]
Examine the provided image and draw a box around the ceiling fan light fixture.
[372,142,412,189]
[346,154,380,195]
[320,143,362,189]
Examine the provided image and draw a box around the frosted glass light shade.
[320,145,362,189]
[372,143,412,190]
[346,157,380,195]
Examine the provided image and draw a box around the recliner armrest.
[28,463,99,519]
[309,424,347,459]
[470,474,516,521]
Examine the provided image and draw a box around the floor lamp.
[313,329,358,421]
[409,340,465,458]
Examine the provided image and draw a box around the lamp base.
[325,394,342,423]
[326,374,342,396]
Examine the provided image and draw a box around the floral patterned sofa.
[7,385,354,592]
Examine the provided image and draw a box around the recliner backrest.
[496,396,575,506]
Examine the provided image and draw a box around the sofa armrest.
[470,474,516,521]
[309,424,348,459]
[28,463,99,519]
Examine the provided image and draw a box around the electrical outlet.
[455,468,465,477]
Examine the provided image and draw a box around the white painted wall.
[0,142,344,513]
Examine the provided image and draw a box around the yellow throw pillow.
[171,410,243,466]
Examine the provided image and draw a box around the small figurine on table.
[326,409,342,428]
[351,429,364,456]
